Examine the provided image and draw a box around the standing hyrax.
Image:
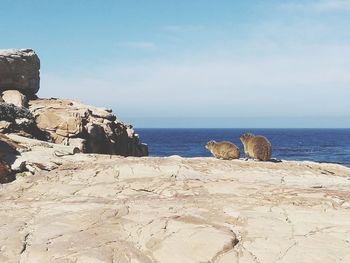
[240,133,272,161]
[205,140,240,160]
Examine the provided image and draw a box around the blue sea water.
[137,129,350,167]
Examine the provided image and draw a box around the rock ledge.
[0,149,349,262]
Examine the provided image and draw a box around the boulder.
[0,49,40,97]
[35,110,83,137]
[29,98,148,157]
[1,90,27,107]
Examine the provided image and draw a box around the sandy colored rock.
[1,90,28,108]
[0,147,350,262]
[29,98,148,156]
[0,121,11,132]
[0,47,147,157]
[35,110,83,137]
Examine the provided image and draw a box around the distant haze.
[2,0,350,127]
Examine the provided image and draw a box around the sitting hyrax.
[240,133,272,161]
[205,140,240,160]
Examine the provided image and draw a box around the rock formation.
[0,48,148,157]
[29,98,148,156]
[0,49,40,97]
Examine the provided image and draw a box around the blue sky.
[1,0,350,127]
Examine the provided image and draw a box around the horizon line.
[135,127,350,129]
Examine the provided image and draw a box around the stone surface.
[0,49,40,97]
[29,98,148,156]
[0,102,45,138]
[0,134,18,183]
[1,90,28,108]
[0,98,148,156]
[0,160,11,183]
[0,146,350,262]
[0,102,33,122]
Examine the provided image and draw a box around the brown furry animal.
[240,133,272,161]
[205,140,240,160]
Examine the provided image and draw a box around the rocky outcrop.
[0,48,148,157]
[0,102,37,135]
[2,90,28,107]
[29,98,148,156]
[0,149,349,262]
[0,49,40,97]
[0,95,148,156]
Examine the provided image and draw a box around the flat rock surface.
[1,153,350,262]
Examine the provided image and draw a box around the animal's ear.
[241,133,252,139]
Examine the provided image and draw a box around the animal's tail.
[268,158,282,163]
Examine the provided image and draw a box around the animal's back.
[251,136,272,161]
[212,141,240,160]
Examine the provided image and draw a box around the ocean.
[137,129,350,167]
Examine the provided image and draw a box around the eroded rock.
[0,48,147,157]
[29,98,148,156]
[0,49,40,97]
[1,90,27,108]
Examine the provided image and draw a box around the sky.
[1,0,350,128]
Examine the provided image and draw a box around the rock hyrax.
[240,133,272,161]
[205,140,240,160]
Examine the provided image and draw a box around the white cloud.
[315,0,350,11]
[38,2,350,127]
[282,0,350,12]
[40,42,350,123]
